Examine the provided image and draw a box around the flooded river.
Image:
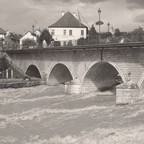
[0,85,144,144]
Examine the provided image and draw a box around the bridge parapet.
[3,42,144,54]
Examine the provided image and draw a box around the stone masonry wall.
[7,47,144,93]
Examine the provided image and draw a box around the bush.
[22,38,37,48]
[67,40,73,46]
[54,41,61,47]
[77,37,85,45]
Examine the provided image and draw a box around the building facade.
[49,11,88,46]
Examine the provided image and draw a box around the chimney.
[73,12,78,19]
[32,25,35,33]
[62,11,65,16]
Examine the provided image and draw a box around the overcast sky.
[0,0,144,34]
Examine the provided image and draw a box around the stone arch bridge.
[4,43,144,95]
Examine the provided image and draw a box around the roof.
[49,11,87,28]
[20,31,37,41]
[0,28,6,34]
[9,33,20,41]
[34,29,42,33]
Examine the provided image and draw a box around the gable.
[20,32,37,41]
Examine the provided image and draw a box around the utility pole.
[32,25,35,48]
[98,8,101,42]
[107,22,110,33]
[32,25,35,33]
[96,8,104,61]
[96,8,104,44]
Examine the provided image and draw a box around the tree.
[114,28,122,37]
[38,29,53,47]
[3,32,20,50]
[22,38,37,48]
[109,36,122,43]
[77,37,85,45]
[86,25,99,44]
[67,40,73,46]
[89,24,98,39]
[131,27,144,42]
[77,25,100,45]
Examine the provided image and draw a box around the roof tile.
[49,11,87,28]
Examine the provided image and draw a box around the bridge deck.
[2,42,144,54]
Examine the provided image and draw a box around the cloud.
[0,0,51,33]
[133,13,144,23]
[0,0,141,33]
[79,0,109,4]
[126,0,144,10]
[29,0,109,4]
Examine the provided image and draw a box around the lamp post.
[98,8,101,35]
[32,25,35,33]
[32,25,35,48]
[106,22,110,44]
[107,22,110,33]
[96,8,104,44]
[107,22,110,39]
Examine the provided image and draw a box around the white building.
[49,11,88,46]
[20,29,42,49]
[34,29,42,37]
[0,28,6,40]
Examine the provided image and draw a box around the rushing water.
[0,85,143,144]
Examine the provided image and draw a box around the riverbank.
[0,78,45,88]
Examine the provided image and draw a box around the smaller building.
[0,28,6,48]
[20,29,42,49]
[34,29,42,37]
[0,28,6,40]
[49,11,88,46]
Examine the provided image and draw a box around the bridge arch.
[47,63,73,85]
[25,65,41,78]
[81,61,125,93]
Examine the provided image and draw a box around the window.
[69,30,72,36]
[63,41,67,46]
[81,30,84,36]
[63,30,66,35]
[51,29,55,35]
